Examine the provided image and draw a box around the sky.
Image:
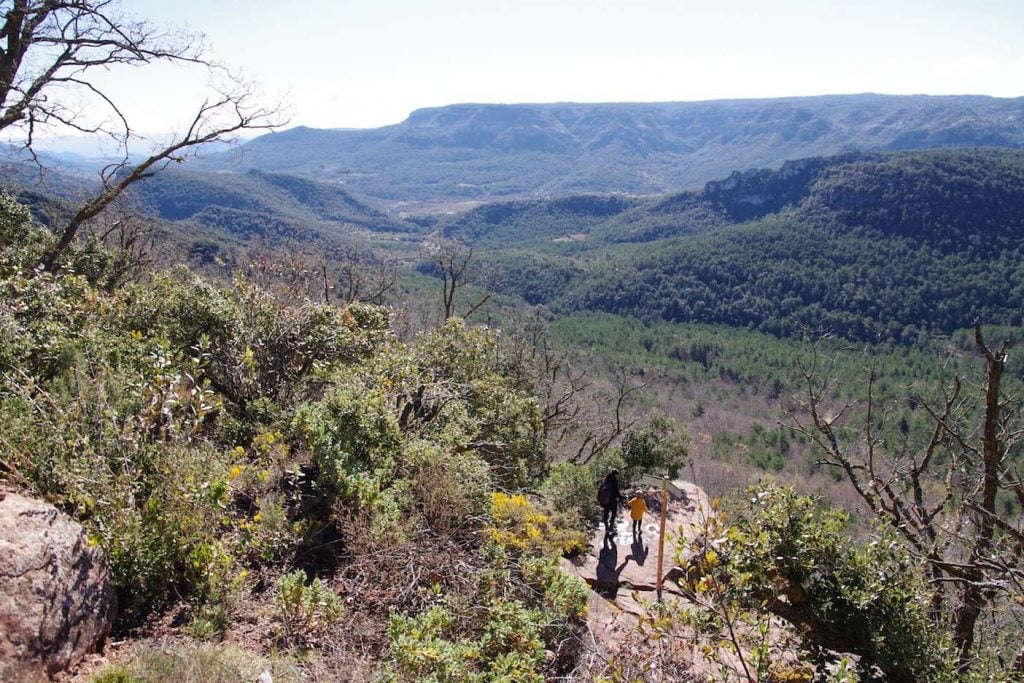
[31,0,1024,137]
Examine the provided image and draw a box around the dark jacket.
[597,473,623,507]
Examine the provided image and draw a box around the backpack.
[597,479,614,507]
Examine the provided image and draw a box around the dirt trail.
[561,481,712,653]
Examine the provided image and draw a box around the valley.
[4,92,1024,680]
[8,115,1024,515]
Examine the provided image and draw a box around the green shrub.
[294,384,402,507]
[89,443,238,626]
[540,462,600,529]
[0,192,50,267]
[723,485,951,681]
[126,271,384,416]
[412,319,547,488]
[380,488,589,681]
[617,414,690,482]
[383,599,546,683]
[275,569,344,647]
[519,555,589,621]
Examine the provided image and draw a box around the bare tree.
[509,320,593,451]
[336,245,398,305]
[81,198,154,289]
[0,1,283,269]
[506,320,657,464]
[568,369,654,464]
[245,241,321,303]
[423,235,491,320]
[791,323,1024,673]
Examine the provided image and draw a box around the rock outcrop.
[561,480,710,650]
[0,491,116,681]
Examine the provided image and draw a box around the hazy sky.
[52,0,1024,133]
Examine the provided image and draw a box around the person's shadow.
[595,533,649,599]
[596,533,620,598]
[630,538,648,566]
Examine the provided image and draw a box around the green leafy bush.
[275,569,344,647]
[618,413,690,482]
[722,485,951,680]
[540,461,600,528]
[384,601,549,683]
[295,384,402,505]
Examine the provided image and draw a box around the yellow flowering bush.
[486,492,588,557]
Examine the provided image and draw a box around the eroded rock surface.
[0,491,116,681]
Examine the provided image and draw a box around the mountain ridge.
[195,94,1024,203]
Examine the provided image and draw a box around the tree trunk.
[952,324,1006,672]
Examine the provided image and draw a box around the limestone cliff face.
[0,491,116,682]
[701,154,861,222]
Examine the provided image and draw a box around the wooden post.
[656,476,668,601]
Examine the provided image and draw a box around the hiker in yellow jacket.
[628,490,647,540]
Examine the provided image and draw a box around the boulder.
[0,491,116,681]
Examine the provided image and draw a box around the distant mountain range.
[8,129,1024,343]
[195,94,1024,202]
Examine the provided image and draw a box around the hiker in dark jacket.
[597,469,626,533]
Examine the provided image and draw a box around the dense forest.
[454,149,1024,343]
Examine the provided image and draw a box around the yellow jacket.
[628,496,647,521]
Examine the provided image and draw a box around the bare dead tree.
[790,323,1024,673]
[39,86,281,269]
[336,245,398,305]
[567,370,655,464]
[82,199,154,289]
[499,319,661,466]
[0,1,284,269]
[245,241,321,303]
[242,240,400,308]
[423,234,491,320]
[516,321,592,449]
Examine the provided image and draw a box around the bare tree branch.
[423,234,491,320]
[0,1,286,269]
[788,323,1022,673]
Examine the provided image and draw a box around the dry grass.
[90,643,303,683]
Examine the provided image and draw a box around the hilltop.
[196,94,1024,202]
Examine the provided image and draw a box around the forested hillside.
[8,121,1024,681]
[131,169,410,234]
[196,94,1024,201]
[1,164,420,274]
[463,149,1024,343]
[5,167,1023,679]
